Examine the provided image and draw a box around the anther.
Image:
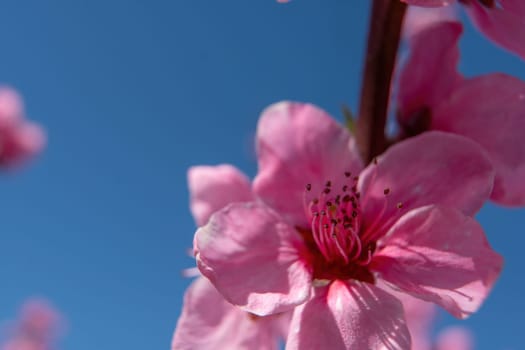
[324,188,331,194]
[397,202,404,209]
[345,171,351,178]
[306,183,312,191]
[326,180,332,187]
[342,185,348,192]
[343,195,351,203]
[383,188,390,195]
[352,211,358,218]
[353,176,359,182]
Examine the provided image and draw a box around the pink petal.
[388,289,436,350]
[286,281,410,350]
[372,205,503,319]
[402,6,459,40]
[194,201,312,316]
[172,277,285,350]
[432,74,525,206]
[1,299,63,350]
[465,0,525,60]
[400,0,455,6]
[435,326,474,350]
[398,21,462,128]
[188,164,253,226]
[0,87,23,127]
[253,101,363,227]
[358,132,494,239]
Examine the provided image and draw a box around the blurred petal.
[398,21,462,127]
[194,202,312,316]
[372,206,503,319]
[188,164,253,226]
[433,74,525,206]
[286,281,410,350]
[435,326,474,350]
[253,101,363,227]
[465,0,525,60]
[403,5,459,40]
[172,277,283,350]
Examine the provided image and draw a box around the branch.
[356,0,406,163]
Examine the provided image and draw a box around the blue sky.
[0,1,523,349]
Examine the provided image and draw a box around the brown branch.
[356,0,406,163]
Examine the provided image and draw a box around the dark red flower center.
[300,170,402,284]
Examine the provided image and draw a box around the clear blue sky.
[0,1,523,349]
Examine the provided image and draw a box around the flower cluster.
[172,3,524,350]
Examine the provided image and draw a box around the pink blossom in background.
[435,326,474,350]
[194,102,503,349]
[0,87,45,168]
[0,300,63,350]
[172,164,290,349]
[398,293,474,350]
[397,20,525,206]
[402,0,525,59]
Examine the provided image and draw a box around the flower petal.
[358,131,494,240]
[386,289,436,350]
[253,101,363,227]
[188,164,253,226]
[172,276,283,350]
[372,205,503,319]
[432,74,525,206]
[194,201,312,316]
[397,22,462,133]
[465,0,525,60]
[402,6,459,40]
[286,281,410,350]
[435,326,474,350]
[400,0,454,6]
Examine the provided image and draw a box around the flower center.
[301,169,402,284]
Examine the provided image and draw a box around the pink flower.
[402,0,525,59]
[1,300,63,350]
[172,164,290,349]
[397,20,525,206]
[194,102,502,349]
[0,88,45,168]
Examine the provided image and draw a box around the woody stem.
[356,0,407,163]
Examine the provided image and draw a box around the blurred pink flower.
[194,102,502,349]
[0,87,45,168]
[397,20,525,206]
[401,0,525,59]
[399,293,474,350]
[1,300,63,350]
[172,164,291,349]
